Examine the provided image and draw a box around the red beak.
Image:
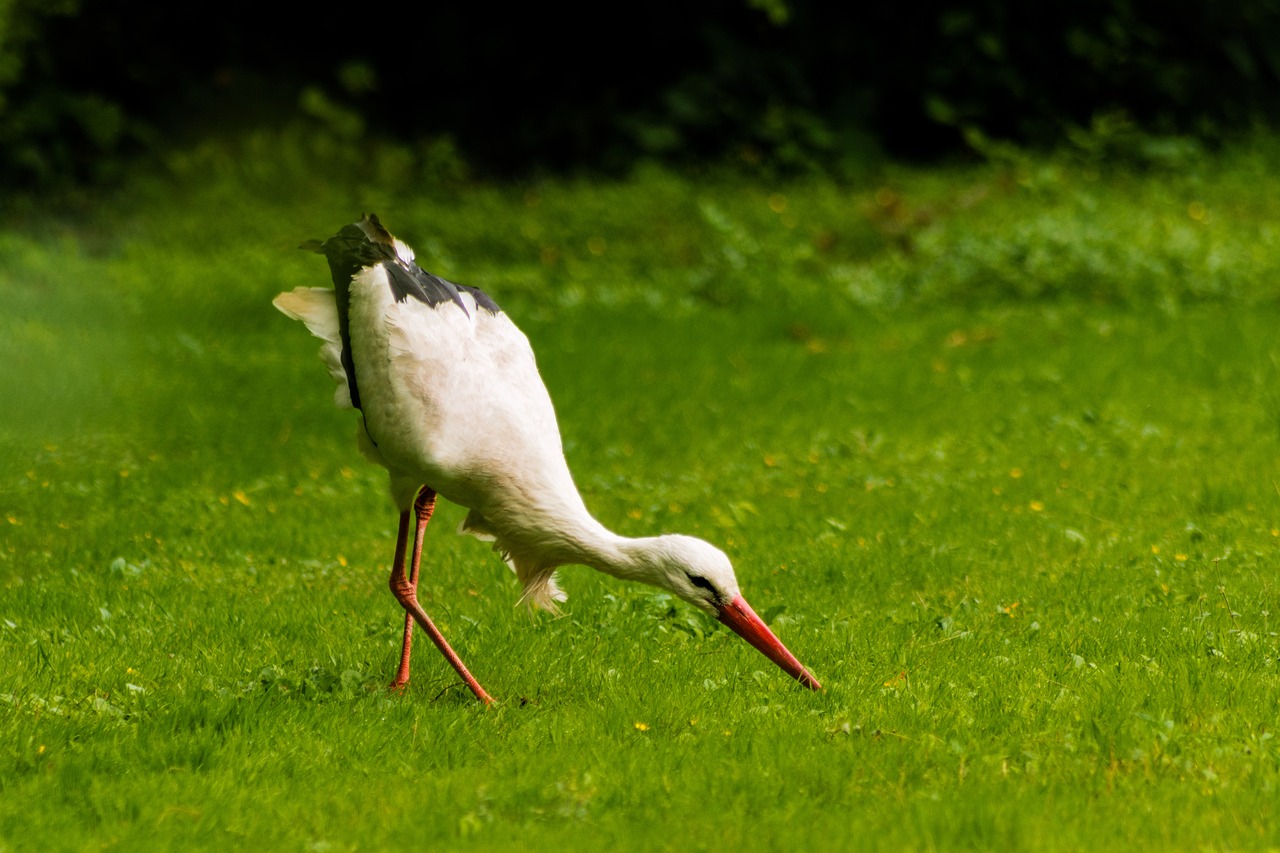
[716,594,822,690]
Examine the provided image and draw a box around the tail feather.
[273,287,354,409]
[273,287,340,342]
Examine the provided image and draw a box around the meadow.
[2,134,1279,850]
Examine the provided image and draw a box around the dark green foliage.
[0,0,138,186]
[3,1,1280,187]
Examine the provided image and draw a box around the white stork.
[273,214,820,703]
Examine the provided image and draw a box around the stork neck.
[569,523,664,583]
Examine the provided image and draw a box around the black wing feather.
[384,263,470,313]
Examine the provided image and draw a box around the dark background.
[3,0,1279,186]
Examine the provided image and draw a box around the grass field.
[2,135,1279,850]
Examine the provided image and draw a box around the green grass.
[3,135,1280,850]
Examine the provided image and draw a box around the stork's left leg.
[387,488,494,704]
[391,487,436,687]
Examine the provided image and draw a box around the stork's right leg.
[387,493,494,704]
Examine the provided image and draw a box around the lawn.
[2,135,1279,850]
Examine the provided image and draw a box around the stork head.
[646,534,740,611]
[638,535,822,691]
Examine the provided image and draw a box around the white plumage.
[274,214,819,702]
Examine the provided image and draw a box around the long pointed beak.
[716,594,822,690]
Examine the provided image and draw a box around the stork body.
[274,215,819,702]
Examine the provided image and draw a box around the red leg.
[392,487,435,687]
[388,508,414,689]
[387,488,493,704]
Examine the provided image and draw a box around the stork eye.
[687,574,716,594]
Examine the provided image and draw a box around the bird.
[273,214,821,703]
